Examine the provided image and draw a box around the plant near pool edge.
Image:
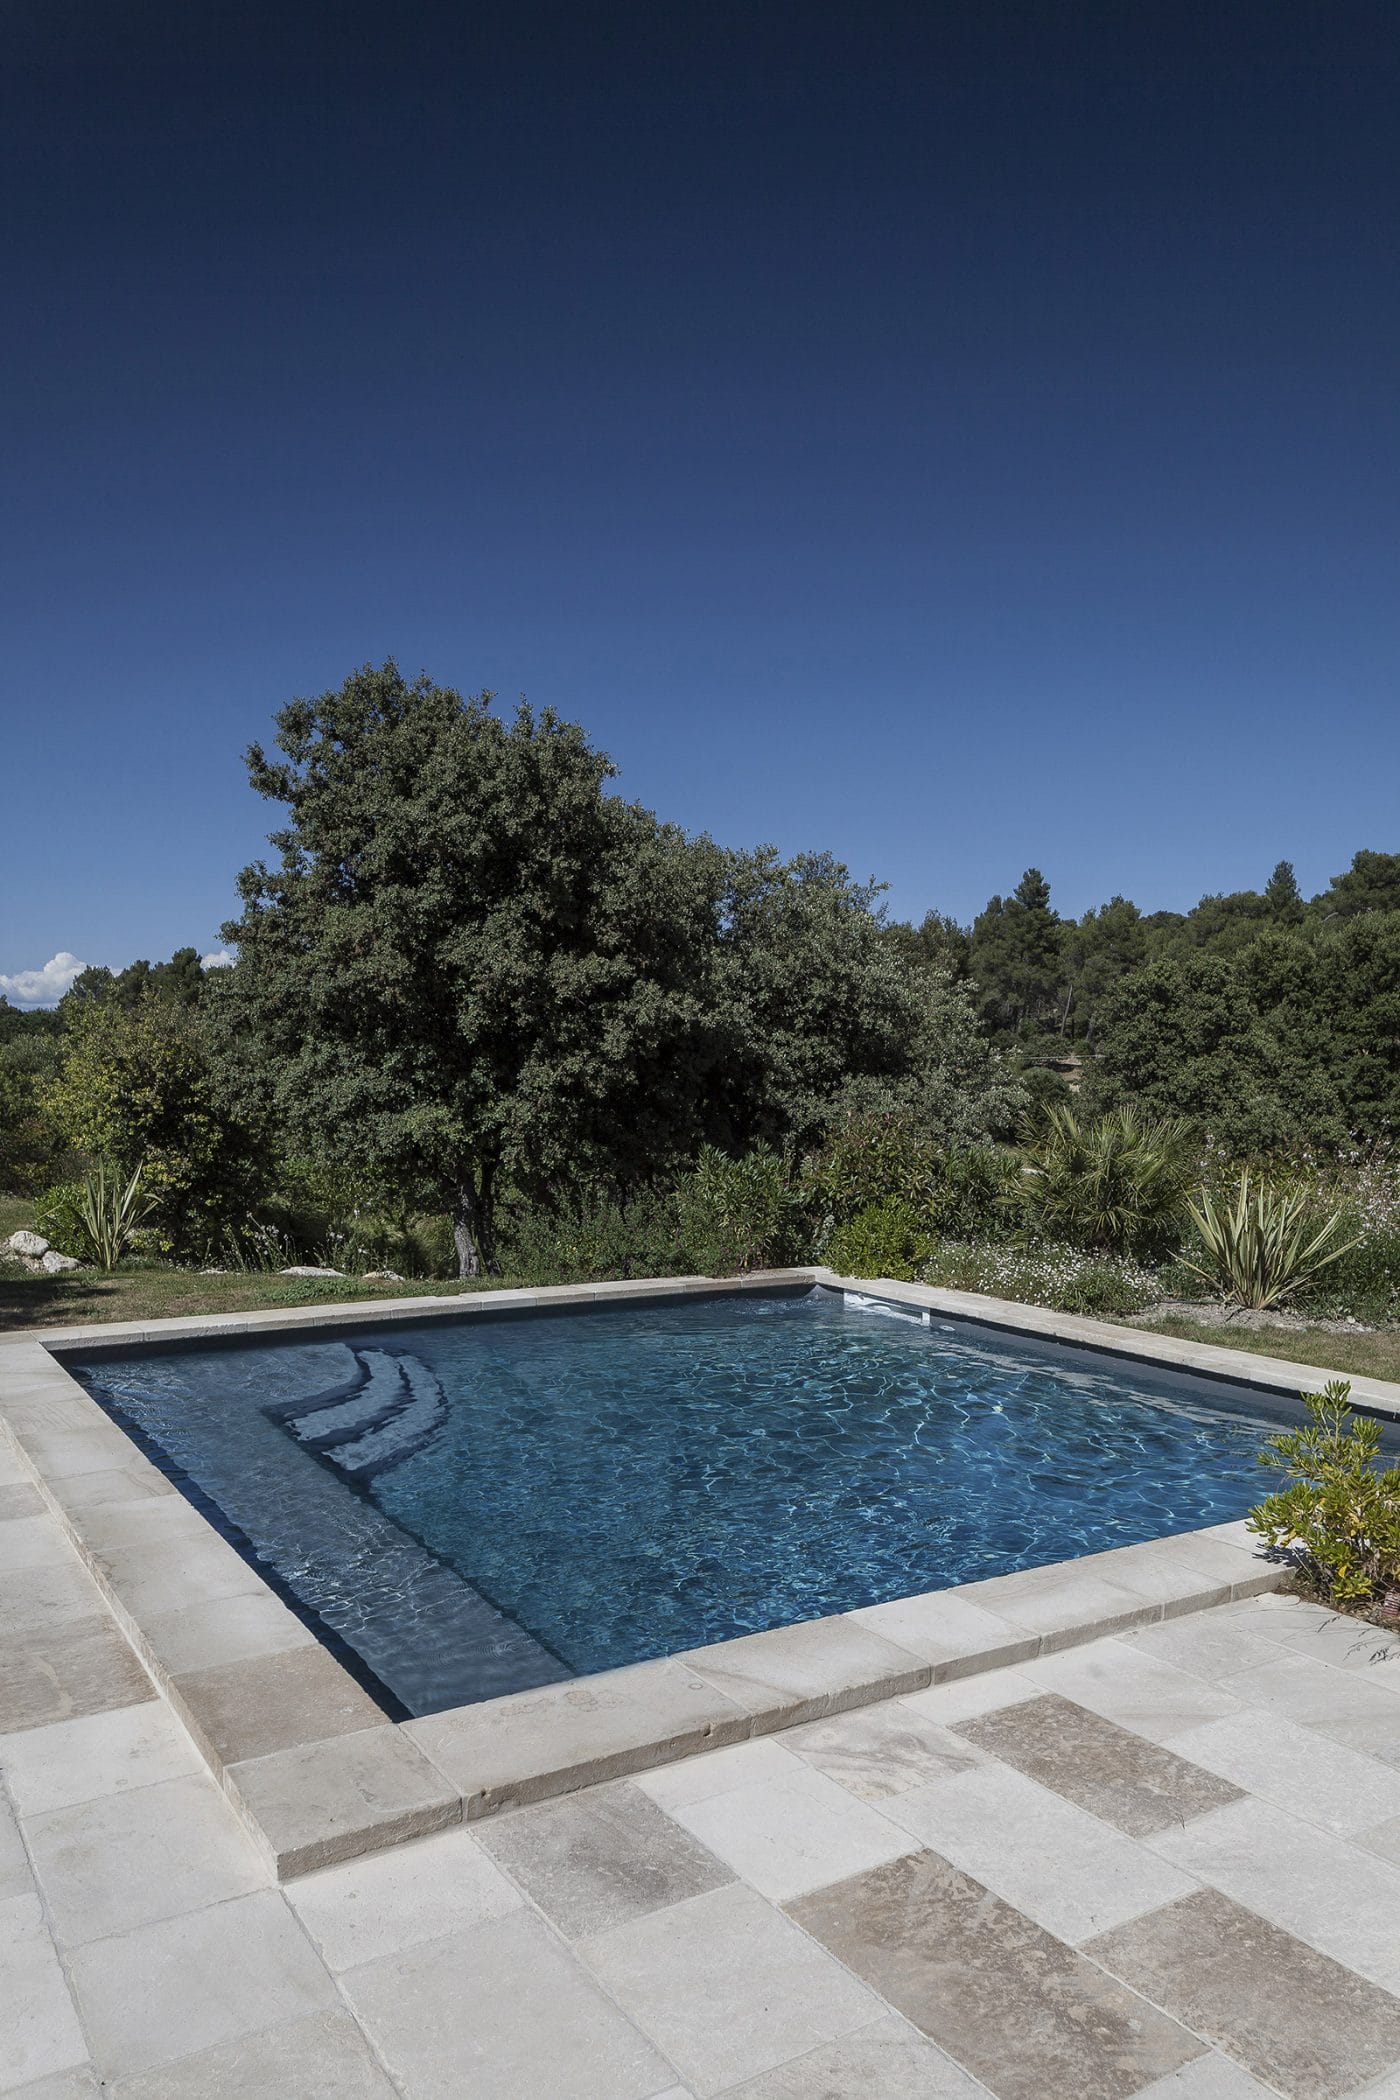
[1249,1380,1400,1611]
[1182,1169,1359,1310]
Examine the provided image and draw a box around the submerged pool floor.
[72,1287,1303,1716]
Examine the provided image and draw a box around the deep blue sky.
[3,1,1397,999]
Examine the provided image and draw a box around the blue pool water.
[70,1286,1320,1717]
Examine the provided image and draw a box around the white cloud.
[0,952,90,1007]
[200,949,235,971]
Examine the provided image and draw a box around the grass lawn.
[0,1262,522,1333]
[1139,1314,1400,1386]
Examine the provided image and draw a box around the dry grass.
[1140,1314,1400,1386]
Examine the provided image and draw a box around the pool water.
[71,1286,1315,1717]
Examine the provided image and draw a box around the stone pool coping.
[2,1268,1387,1880]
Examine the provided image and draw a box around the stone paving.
[7,1445,1400,2099]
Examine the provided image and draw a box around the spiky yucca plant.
[1182,1169,1359,1310]
[76,1161,157,1271]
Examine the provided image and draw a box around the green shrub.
[495,1195,693,1286]
[32,1181,88,1259]
[1016,1105,1193,1259]
[1295,1224,1400,1324]
[674,1146,806,1273]
[1182,1170,1359,1309]
[825,1199,932,1281]
[801,1112,944,1223]
[1249,1380,1400,1610]
[921,1239,1160,1318]
[926,1146,1021,1239]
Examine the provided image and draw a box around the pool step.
[277,1348,448,1483]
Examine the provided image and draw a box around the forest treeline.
[1,666,1397,1289]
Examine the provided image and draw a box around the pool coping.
[2,1266,1381,1879]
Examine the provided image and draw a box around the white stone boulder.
[279,1266,345,1279]
[7,1230,49,1258]
[40,1250,80,1273]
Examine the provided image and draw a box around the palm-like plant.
[1182,1169,1359,1310]
[1017,1105,1194,1259]
[76,1161,157,1271]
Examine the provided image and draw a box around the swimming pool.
[69,1284,1321,1717]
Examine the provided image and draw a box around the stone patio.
[7,1447,1400,2099]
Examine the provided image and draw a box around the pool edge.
[0,1269,1336,1878]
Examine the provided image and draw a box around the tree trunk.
[452,1181,483,1280]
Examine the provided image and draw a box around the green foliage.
[968,868,1064,1040]
[0,1004,68,1193]
[920,1239,1160,1317]
[496,1194,694,1286]
[74,1162,157,1270]
[1182,1170,1359,1309]
[1016,1105,1194,1259]
[32,1180,88,1259]
[674,1145,805,1272]
[1248,1381,1400,1609]
[43,997,266,1259]
[825,1199,931,1281]
[800,1112,1019,1245]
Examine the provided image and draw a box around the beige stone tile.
[92,1529,269,1621]
[69,1889,337,2082]
[108,2007,397,2098]
[789,1850,1202,2100]
[1024,1636,1246,1744]
[0,1784,31,1903]
[845,1588,1037,1673]
[1169,1709,1400,1835]
[19,1425,142,1481]
[955,1693,1242,1834]
[1357,1813,1400,1868]
[287,1824,520,1971]
[0,1893,88,2095]
[580,1881,882,2096]
[1131,2059,1285,2100]
[1123,1612,1288,1682]
[137,1590,315,1677]
[341,1905,671,2100]
[898,1663,1044,1726]
[27,1773,265,1946]
[1257,1609,1400,1680]
[882,1761,1197,1944]
[0,1560,109,1640]
[169,1644,383,1769]
[4,2068,101,2098]
[959,1563,1161,1646]
[1215,1653,1400,1763]
[634,1737,804,1811]
[679,1617,929,1726]
[47,1466,173,1515]
[0,1699,199,1817]
[0,1619,154,1736]
[407,1658,751,1813]
[780,1700,979,1802]
[0,1517,82,1576]
[664,1762,912,1903]
[719,2014,985,2097]
[1089,1885,1400,2100]
[0,1483,45,1523]
[225,1723,460,1877]
[478,1779,732,1937]
[1066,1541,1235,1615]
[1149,1796,1400,1993]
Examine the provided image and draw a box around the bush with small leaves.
[1249,1381,1400,1612]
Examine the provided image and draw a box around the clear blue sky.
[3,1,1397,1000]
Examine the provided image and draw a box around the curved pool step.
[288,1350,407,1447]
[329,1358,447,1479]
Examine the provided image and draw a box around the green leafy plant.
[920,1238,1159,1317]
[1248,1380,1400,1609]
[675,1145,804,1273]
[74,1161,158,1270]
[1182,1170,1360,1309]
[825,1198,932,1281]
[1016,1105,1193,1258]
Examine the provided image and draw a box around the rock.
[279,1265,345,1279]
[40,1250,80,1273]
[7,1230,49,1258]
[362,1270,404,1282]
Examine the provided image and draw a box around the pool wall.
[4,1267,1396,1878]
